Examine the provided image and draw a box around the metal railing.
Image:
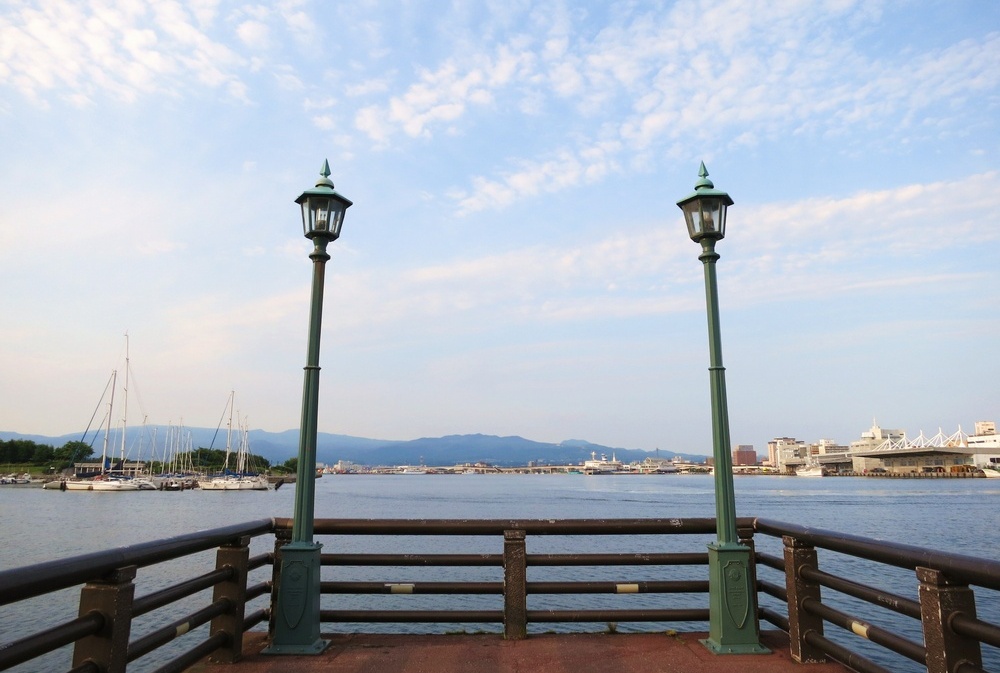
[0,519,273,673]
[1,516,999,673]
[753,518,1000,673]
[273,517,723,638]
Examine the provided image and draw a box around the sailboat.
[55,336,146,492]
[93,337,143,491]
[197,393,269,491]
[156,423,199,490]
[63,371,139,492]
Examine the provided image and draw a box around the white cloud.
[273,64,303,90]
[346,78,391,97]
[453,141,622,215]
[236,20,270,49]
[354,105,393,146]
[320,170,1000,351]
[304,96,335,110]
[266,0,318,52]
[0,0,252,105]
[340,1,999,214]
[352,42,533,143]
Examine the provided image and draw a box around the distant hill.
[0,428,706,467]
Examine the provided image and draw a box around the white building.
[767,437,806,472]
[974,421,996,436]
[968,420,1000,468]
[849,422,905,472]
[816,439,849,455]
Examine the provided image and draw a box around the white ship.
[980,465,1000,478]
[583,452,624,475]
[796,464,825,478]
[397,466,428,475]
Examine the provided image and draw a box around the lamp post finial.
[695,161,715,190]
[316,159,334,188]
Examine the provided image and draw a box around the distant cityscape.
[322,420,1000,477]
[3,419,998,480]
[730,420,999,477]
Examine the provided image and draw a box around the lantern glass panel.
[300,196,328,236]
[682,197,727,240]
[328,208,345,237]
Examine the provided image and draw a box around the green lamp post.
[677,163,766,654]
[266,160,353,655]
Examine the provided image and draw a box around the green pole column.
[266,235,330,655]
[293,236,330,544]
[698,238,768,655]
[700,240,738,545]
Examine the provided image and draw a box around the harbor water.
[2,474,998,672]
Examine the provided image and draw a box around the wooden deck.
[187,631,851,673]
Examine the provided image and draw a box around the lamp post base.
[263,542,328,655]
[701,542,769,655]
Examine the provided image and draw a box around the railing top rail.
[0,518,275,606]
[754,517,1000,590]
[277,517,753,535]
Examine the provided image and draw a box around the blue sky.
[1,0,997,457]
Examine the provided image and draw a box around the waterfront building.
[732,445,757,466]
[806,439,853,474]
[974,420,996,435]
[332,460,361,474]
[815,439,849,455]
[851,424,988,475]
[848,422,904,472]
[767,437,806,472]
[73,460,147,477]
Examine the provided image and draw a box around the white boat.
[198,394,269,491]
[55,336,152,493]
[0,473,31,485]
[198,474,269,490]
[633,460,678,474]
[57,475,141,492]
[397,466,428,475]
[89,475,140,492]
[796,464,825,477]
[583,451,624,475]
[130,476,159,490]
[980,465,1000,478]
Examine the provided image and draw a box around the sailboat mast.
[120,334,129,466]
[224,391,234,472]
[102,370,117,474]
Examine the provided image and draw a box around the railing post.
[268,528,292,638]
[209,535,251,663]
[503,529,527,640]
[782,535,825,663]
[917,566,982,673]
[738,523,761,621]
[72,565,137,673]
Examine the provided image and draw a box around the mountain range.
[0,428,706,468]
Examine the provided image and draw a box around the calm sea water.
[2,474,998,672]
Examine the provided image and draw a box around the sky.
[1,0,998,457]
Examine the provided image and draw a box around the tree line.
[0,438,294,473]
[0,438,94,468]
